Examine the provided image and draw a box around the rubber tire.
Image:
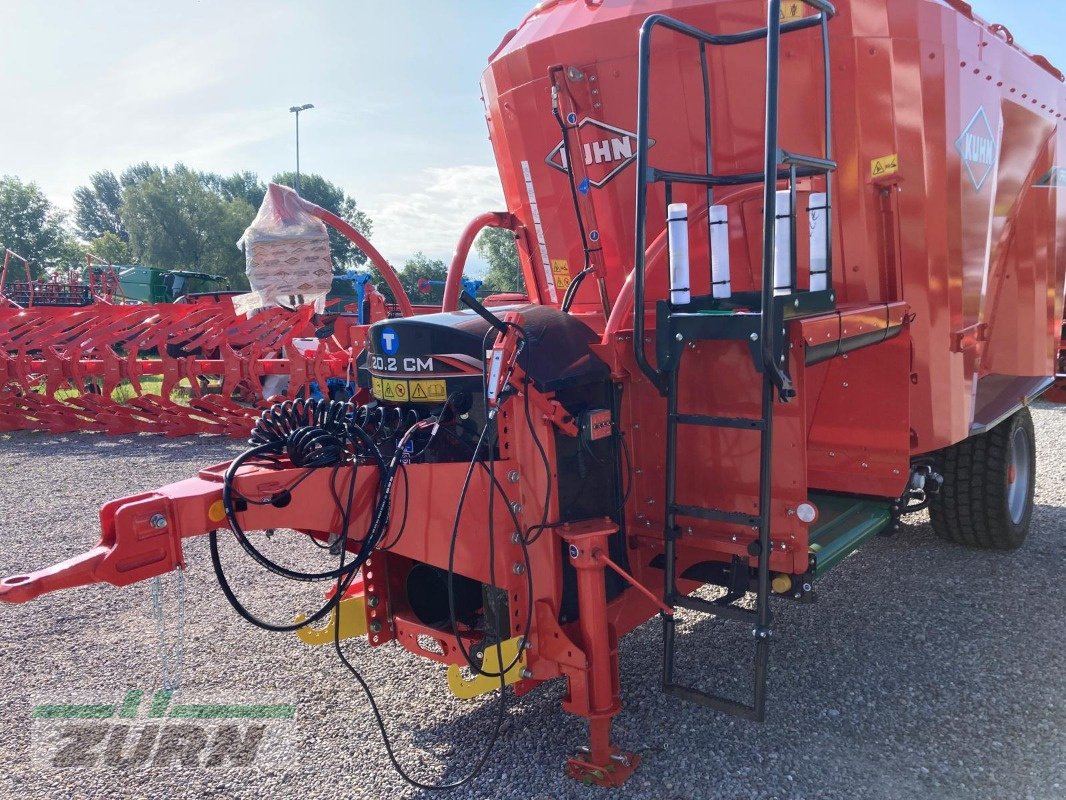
[929,407,1036,550]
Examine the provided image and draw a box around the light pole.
[288,103,314,193]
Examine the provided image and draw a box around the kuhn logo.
[955,107,998,192]
[546,119,653,188]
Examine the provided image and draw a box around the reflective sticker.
[551,259,573,291]
[207,500,227,523]
[520,160,558,303]
[870,153,900,179]
[408,379,448,403]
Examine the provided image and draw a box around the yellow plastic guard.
[446,637,527,700]
[294,595,367,646]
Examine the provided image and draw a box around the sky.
[0,0,1062,269]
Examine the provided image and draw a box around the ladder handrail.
[647,0,837,723]
[632,1,837,394]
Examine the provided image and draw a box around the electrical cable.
[212,399,393,630]
[206,331,550,788]
[331,481,510,792]
[443,324,534,677]
[519,377,556,546]
[444,421,531,677]
[561,267,595,313]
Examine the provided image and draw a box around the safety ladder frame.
[630,0,838,721]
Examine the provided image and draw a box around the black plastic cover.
[362,305,609,392]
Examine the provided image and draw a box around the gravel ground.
[0,403,1063,800]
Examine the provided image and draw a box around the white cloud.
[365,165,507,267]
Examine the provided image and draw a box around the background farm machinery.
[0,193,424,435]
[1,0,1066,791]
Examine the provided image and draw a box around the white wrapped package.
[234,183,333,316]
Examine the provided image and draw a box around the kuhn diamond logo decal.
[545,118,653,189]
[955,107,998,192]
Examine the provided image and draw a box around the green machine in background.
[104,266,230,303]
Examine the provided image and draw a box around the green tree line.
[0,168,523,296]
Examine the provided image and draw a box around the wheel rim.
[1007,426,1032,525]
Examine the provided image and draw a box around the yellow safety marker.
[446,637,527,699]
[871,153,900,178]
[294,595,367,646]
[207,499,227,523]
[772,574,793,594]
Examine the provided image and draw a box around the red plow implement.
[0,185,412,438]
[0,300,351,437]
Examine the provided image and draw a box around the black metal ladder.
[630,1,838,721]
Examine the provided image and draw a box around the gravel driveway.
[0,403,1063,800]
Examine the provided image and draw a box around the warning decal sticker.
[409,379,448,402]
[870,154,900,179]
[551,259,573,291]
[371,376,447,404]
[778,1,810,19]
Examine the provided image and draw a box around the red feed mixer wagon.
[2,0,1064,788]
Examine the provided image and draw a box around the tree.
[121,164,255,288]
[476,227,525,293]
[88,232,131,264]
[271,172,372,269]
[72,171,127,243]
[206,171,266,209]
[0,176,78,278]
[401,252,448,304]
[120,162,159,189]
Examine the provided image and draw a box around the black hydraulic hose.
[212,395,516,790]
[551,83,593,312]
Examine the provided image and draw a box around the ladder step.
[672,504,760,528]
[779,149,838,173]
[672,594,759,624]
[663,683,763,721]
[672,413,765,431]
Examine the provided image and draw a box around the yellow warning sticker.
[408,379,448,403]
[371,376,447,403]
[778,1,809,20]
[376,378,409,402]
[871,153,900,179]
[551,259,572,291]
